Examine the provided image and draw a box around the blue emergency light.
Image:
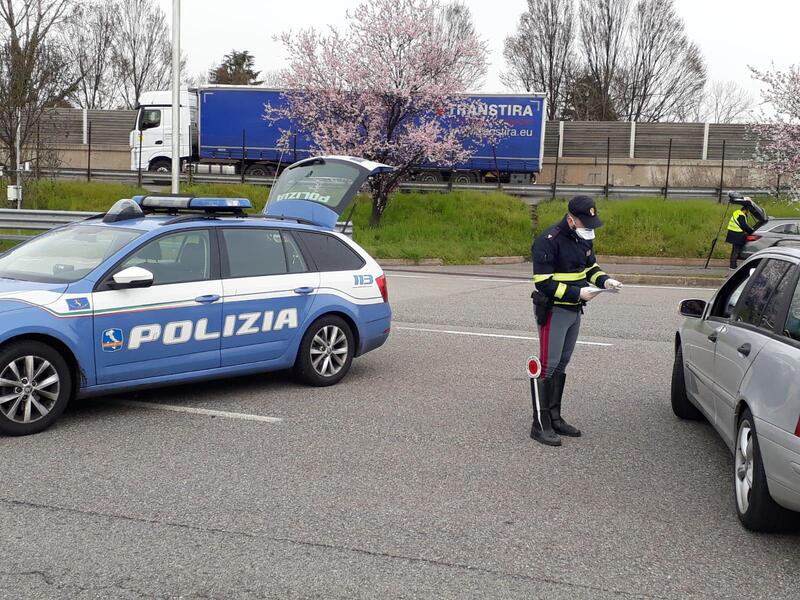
[131,195,252,212]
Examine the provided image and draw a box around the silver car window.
[734,259,792,328]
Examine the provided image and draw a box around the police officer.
[529,196,622,446]
[726,203,754,270]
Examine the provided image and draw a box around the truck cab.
[130,90,197,172]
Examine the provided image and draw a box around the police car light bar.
[132,195,252,212]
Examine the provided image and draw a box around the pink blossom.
[265,0,502,225]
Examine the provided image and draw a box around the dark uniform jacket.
[532,217,610,311]
[725,209,754,246]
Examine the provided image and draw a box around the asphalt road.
[2,271,799,600]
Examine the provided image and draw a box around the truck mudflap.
[263,156,393,230]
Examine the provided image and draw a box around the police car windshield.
[269,163,362,210]
[0,224,142,283]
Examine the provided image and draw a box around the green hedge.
[535,197,800,259]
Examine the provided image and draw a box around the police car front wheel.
[0,341,72,436]
[295,316,354,386]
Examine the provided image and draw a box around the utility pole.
[171,0,181,194]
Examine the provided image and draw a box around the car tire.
[0,341,73,436]
[671,344,703,420]
[735,408,798,532]
[294,316,355,387]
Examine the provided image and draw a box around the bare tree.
[259,68,285,89]
[618,0,706,122]
[698,80,754,123]
[111,0,172,109]
[434,2,488,87]
[502,0,575,119]
[578,0,629,121]
[0,0,79,177]
[64,0,116,109]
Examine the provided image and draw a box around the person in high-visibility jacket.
[529,196,623,447]
[726,204,754,269]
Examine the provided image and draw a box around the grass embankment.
[351,191,532,263]
[5,182,798,262]
[20,180,272,212]
[2,181,533,264]
[535,197,800,259]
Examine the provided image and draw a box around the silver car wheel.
[310,325,348,377]
[0,355,60,424]
[735,420,754,515]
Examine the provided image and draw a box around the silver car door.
[687,264,760,421]
[713,259,795,448]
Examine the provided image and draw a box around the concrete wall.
[539,157,772,189]
[56,144,131,171]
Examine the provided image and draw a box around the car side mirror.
[111,266,154,289]
[679,299,707,318]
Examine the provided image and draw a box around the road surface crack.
[2,496,677,599]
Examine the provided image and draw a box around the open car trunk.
[263,156,393,230]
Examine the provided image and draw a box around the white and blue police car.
[0,156,392,435]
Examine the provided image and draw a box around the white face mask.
[575,228,595,240]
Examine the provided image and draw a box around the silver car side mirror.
[679,299,707,318]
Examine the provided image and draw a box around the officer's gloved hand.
[604,278,624,291]
[579,287,603,302]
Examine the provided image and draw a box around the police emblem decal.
[101,328,124,352]
[66,297,90,311]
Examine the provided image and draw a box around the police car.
[0,156,392,436]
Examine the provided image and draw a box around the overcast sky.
[155,0,796,102]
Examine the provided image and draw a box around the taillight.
[376,274,389,302]
[794,416,800,437]
[746,235,761,242]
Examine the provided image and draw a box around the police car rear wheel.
[0,341,72,436]
[295,316,354,386]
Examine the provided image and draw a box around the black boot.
[550,373,581,437]
[530,377,561,446]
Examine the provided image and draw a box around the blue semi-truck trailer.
[130,86,546,183]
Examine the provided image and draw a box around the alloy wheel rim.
[0,355,60,424]
[310,325,348,377]
[735,421,754,514]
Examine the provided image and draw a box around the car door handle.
[708,331,718,343]
[195,294,220,304]
[155,140,163,145]
[737,343,751,357]
[294,287,314,295]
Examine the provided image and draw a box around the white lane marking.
[395,326,613,347]
[386,270,719,291]
[115,401,283,423]
[467,278,529,284]
[621,284,718,292]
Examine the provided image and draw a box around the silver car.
[673,248,800,531]
[741,218,800,258]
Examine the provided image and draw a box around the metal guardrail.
[0,207,353,242]
[34,168,771,199]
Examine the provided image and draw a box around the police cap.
[568,195,603,229]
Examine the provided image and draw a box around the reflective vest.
[728,209,746,233]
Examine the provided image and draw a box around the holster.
[531,290,553,327]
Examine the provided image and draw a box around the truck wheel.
[452,172,476,184]
[418,172,443,183]
[0,341,72,436]
[245,164,275,178]
[149,159,171,173]
[294,316,355,387]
